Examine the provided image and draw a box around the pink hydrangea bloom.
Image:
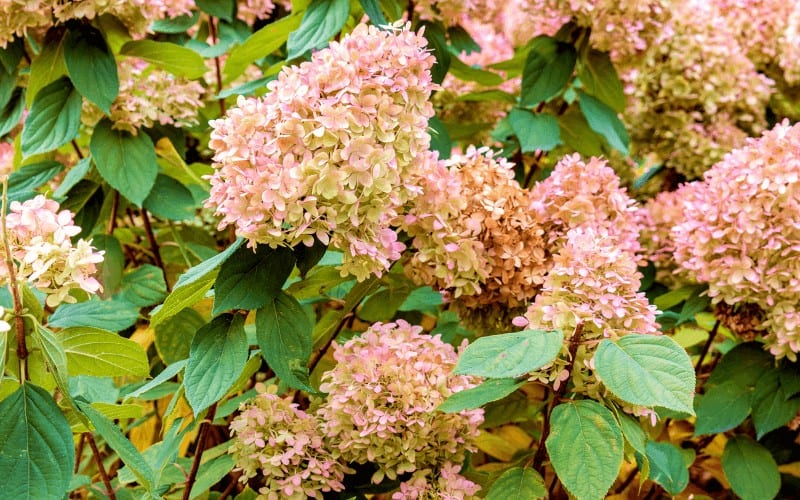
[1,195,104,307]
[530,154,642,259]
[82,57,205,134]
[672,120,800,360]
[393,463,481,499]
[206,23,437,280]
[0,142,13,179]
[404,147,547,310]
[229,387,350,499]
[317,320,483,484]
[236,0,275,24]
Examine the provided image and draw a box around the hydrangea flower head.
[672,120,800,359]
[229,386,350,499]
[393,463,481,499]
[317,320,483,483]
[1,195,104,307]
[206,23,437,280]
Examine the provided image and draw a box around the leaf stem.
[141,208,170,291]
[695,319,720,372]
[531,321,585,473]
[1,177,27,377]
[208,17,226,116]
[182,403,218,500]
[86,432,116,500]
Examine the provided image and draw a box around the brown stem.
[1,178,27,367]
[141,209,170,291]
[208,17,226,116]
[86,433,116,500]
[532,322,585,473]
[74,433,86,474]
[70,140,84,160]
[695,319,720,372]
[182,404,218,500]
[614,466,639,494]
[107,191,119,235]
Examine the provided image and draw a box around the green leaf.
[456,89,517,104]
[679,287,711,324]
[421,21,451,85]
[20,76,81,156]
[196,0,234,21]
[398,286,444,313]
[91,234,125,297]
[0,66,17,111]
[486,466,546,500]
[287,0,350,59]
[577,49,625,112]
[453,329,564,378]
[120,40,206,79]
[184,314,249,414]
[27,31,67,106]
[0,87,24,137]
[595,334,695,414]
[751,369,800,438]
[520,35,576,107]
[256,291,313,392]
[90,118,158,205]
[0,330,6,382]
[707,342,772,390]
[577,90,629,155]
[142,173,197,221]
[546,400,623,500]
[155,308,204,365]
[190,454,236,498]
[150,240,243,327]
[643,441,689,495]
[6,160,64,199]
[223,15,303,82]
[53,156,92,199]
[722,435,781,500]
[0,37,24,74]
[116,264,168,307]
[448,57,504,86]
[48,298,139,331]
[213,244,296,315]
[61,326,149,377]
[447,24,481,55]
[64,24,119,114]
[359,0,388,27]
[151,12,201,33]
[0,384,74,499]
[124,360,186,400]
[428,115,452,160]
[557,105,603,156]
[509,109,562,152]
[438,378,524,413]
[693,381,751,436]
[77,401,155,491]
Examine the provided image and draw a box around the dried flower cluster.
[672,121,800,360]
[231,321,483,497]
[1,195,103,307]
[206,23,437,280]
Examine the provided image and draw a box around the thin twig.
[74,433,86,474]
[208,17,226,116]
[71,140,84,160]
[182,404,218,500]
[86,433,116,500]
[141,209,170,291]
[1,178,27,371]
[695,319,720,372]
[107,191,119,235]
[532,322,585,473]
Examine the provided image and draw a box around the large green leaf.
[6,160,64,201]
[64,24,119,114]
[438,378,524,414]
[707,342,773,390]
[0,87,24,137]
[358,0,388,27]
[120,40,206,79]
[577,49,625,112]
[485,467,546,500]
[693,381,751,436]
[90,118,158,205]
[520,35,576,107]
[0,384,74,499]
[595,334,695,414]
[26,32,67,106]
[546,400,623,500]
[256,292,313,392]
[48,298,139,331]
[92,234,125,297]
[213,244,296,315]
[184,314,249,414]
[223,15,303,82]
[453,329,563,378]
[422,21,451,85]
[154,308,204,365]
[78,401,155,491]
[751,369,800,438]
[287,0,350,59]
[20,76,81,156]
[142,174,197,221]
[116,264,168,307]
[722,436,780,500]
[448,57,504,86]
[643,441,689,495]
[61,326,149,377]
[577,90,629,155]
[149,240,243,327]
[509,109,562,152]
[34,324,76,411]
[558,105,603,156]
